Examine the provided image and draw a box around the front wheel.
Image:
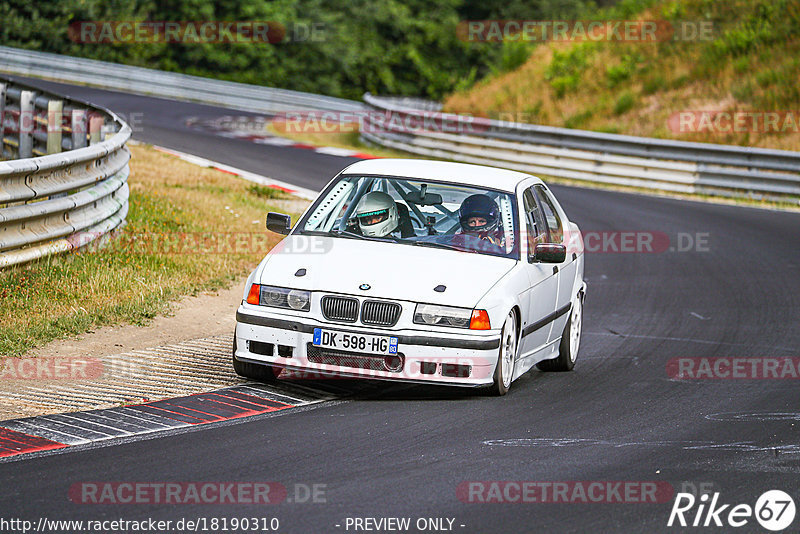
[232,335,278,382]
[537,294,582,372]
[489,310,518,396]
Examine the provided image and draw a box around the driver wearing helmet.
[457,194,505,247]
[354,191,401,238]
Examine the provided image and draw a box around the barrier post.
[47,99,63,155]
[71,109,88,149]
[18,90,34,158]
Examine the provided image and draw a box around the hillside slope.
[444,0,800,151]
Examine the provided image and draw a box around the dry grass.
[0,144,309,357]
[444,0,800,151]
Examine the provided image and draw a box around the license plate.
[313,328,398,355]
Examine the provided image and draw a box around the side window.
[523,188,547,260]
[534,186,563,244]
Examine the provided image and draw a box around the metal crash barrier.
[0,76,130,268]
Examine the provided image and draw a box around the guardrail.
[0,76,130,268]
[362,94,800,202]
[0,45,363,114]
[3,46,797,206]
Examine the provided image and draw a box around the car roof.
[340,158,542,192]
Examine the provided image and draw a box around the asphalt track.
[1,77,799,533]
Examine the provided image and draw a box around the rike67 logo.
[668,490,796,531]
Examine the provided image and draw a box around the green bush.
[702,0,799,62]
[642,75,666,95]
[605,53,643,87]
[613,91,637,115]
[491,40,532,75]
[670,74,690,89]
[731,81,754,100]
[545,43,596,97]
[595,125,621,134]
[733,56,751,73]
[564,109,594,128]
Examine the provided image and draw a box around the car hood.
[257,235,516,307]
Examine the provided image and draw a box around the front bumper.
[234,306,502,386]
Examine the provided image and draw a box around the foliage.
[0,0,482,99]
[605,52,643,87]
[544,43,596,97]
[0,0,630,99]
[613,91,636,114]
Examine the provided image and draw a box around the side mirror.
[533,243,566,263]
[266,212,291,235]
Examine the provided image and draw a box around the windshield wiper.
[330,229,401,243]
[296,230,330,236]
[411,240,468,252]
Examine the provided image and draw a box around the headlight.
[251,285,311,311]
[413,304,471,328]
[287,289,310,310]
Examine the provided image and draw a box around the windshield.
[296,175,519,260]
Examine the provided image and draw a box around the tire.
[537,293,582,372]
[488,310,518,396]
[232,335,278,382]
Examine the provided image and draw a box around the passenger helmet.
[459,194,500,235]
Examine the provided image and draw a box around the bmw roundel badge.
[359,283,371,290]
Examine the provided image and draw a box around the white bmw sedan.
[234,159,585,395]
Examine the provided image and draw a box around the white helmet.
[355,191,399,237]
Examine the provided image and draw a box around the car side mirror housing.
[533,243,566,263]
[266,212,291,235]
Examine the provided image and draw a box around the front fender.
[474,263,528,332]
